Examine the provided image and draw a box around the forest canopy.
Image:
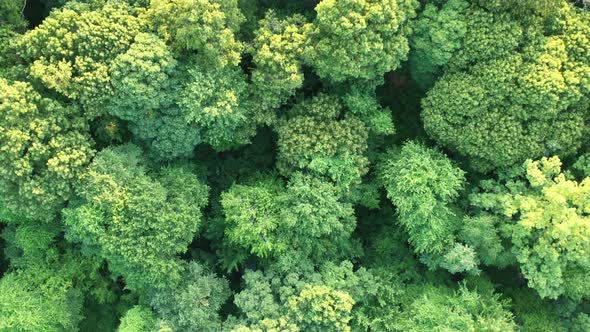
[1,0,590,331]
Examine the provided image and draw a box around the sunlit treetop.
[0,78,94,221]
[421,3,590,171]
[304,0,419,82]
[146,0,244,67]
[63,144,209,291]
[393,284,516,331]
[18,2,142,117]
[250,11,307,112]
[276,94,369,190]
[470,156,590,299]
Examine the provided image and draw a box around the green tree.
[0,79,94,221]
[470,156,590,299]
[117,306,156,332]
[421,4,590,171]
[146,0,244,66]
[0,268,84,332]
[0,0,26,80]
[304,0,418,81]
[0,0,27,30]
[393,284,516,331]
[18,2,142,116]
[230,261,382,332]
[220,173,359,269]
[179,64,254,151]
[408,0,469,89]
[378,142,465,255]
[276,94,369,190]
[108,32,201,159]
[149,262,231,332]
[250,12,307,112]
[63,144,209,290]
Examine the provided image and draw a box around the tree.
[220,173,359,270]
[338,78,396,136]
[275,94,369,190]
[287,285,354,332]
[229,261,382,332]
[475,0,564,17]
[117,306,156,332]
[0,0,27,31]
[18,2,142,116]
[63,144,209,290]
[470,156,590,299]
[250,12,307,112]
[393,284,516,331]
[303,0,418,82]
[0,79,94,221]
[0,0,27,80]
[421,4,590,171]
[179,64,255,151]
[149,262,231,332]
[378,142,465,255]
[408,0,469,89]
[108,32,201,159]
[0,268,84,332]
[146,0,244,67]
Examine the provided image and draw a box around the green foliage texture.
[1,0,590,331]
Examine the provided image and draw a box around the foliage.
[421,4,590,171]
[287,285,354,332]
[2,1,590,331]
[63,144,209,290]
[408,0,469,89]
[304,0,419,81]
[108,32,201,159]
[276,94,369,189]
[0,268,84,332]
[179,65,254,151]
[18,2,142,116]
[393,284,516,331]
[250,12,307,112]
[147,0,244,66]
[0,0,27,30]
[117,306,156,332]
[379,141,465,255]
[229,261,386,331]
[471,156,590,299]
[149,262,231,332]
[220,173,359,269]
[0,79,94,221]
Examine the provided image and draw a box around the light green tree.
[146,0,244,66]
[470,156,590,299]
[393,284,516,331]
[304,0,418,82]
[117,306,156,332]
[63,144,209,290]
[250,12,307,112]
[0,268,84,332]
[421,4,590,171]
[0,79,94,221]
[18,2,142,116]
